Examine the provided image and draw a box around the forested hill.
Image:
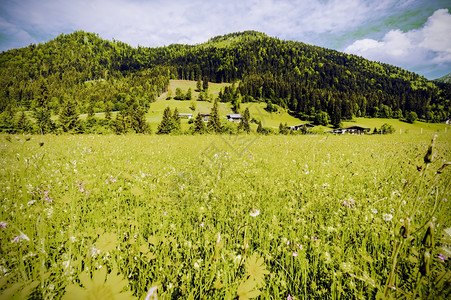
[0,30,449,126]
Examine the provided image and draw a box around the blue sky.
[0,0,450,79]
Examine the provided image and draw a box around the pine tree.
[130,106,149,133]
[207,100,221,133]
[0,105,16,133]
[192,113,206,134]
[33,107,53,134]
[114,110,128,134]
[256,121,263,134]
[238,107,250,133]
[186,88,192,100]
[196,77,202,92]
[157,106,174,134]
[202,76,209,91]
[59,98,80,133]
[15,110,32,133]
[173,108,181,132]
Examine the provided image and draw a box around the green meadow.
[0,132,450,299]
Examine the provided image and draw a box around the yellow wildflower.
[62,268,135,300]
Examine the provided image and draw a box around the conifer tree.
[207,100,221,133]
[15,110,32,133]
[196,77,202,92]
[33,107,53,134]
[192,113,206,134]
[157,106,174,134]
[202,76,209,91]
[130,106,149,133]
[186,88,192,100]
[59,98,80,132]
[173,108,181,132]
[256,120,263,134]
[238,107,250,133]
[0,105,16,133]
[114,110,128,134]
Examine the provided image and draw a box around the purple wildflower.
[0,221,7,229]
[438,253,448,262]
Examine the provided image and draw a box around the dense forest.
[0,30,449,133]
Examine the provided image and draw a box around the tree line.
[0,30,449,135]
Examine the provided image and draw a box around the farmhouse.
[329,126,371,135]
[227,114,242,122]
[178,113,193,119]
[289,123,315,131]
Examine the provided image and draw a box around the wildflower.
[0,221,7,229]
[144,285,158,300]
[438,253,448,262]
[287,295,295,300]
[193,262,200,269]
[371,208,378,214]
[62,268,135,300]
[292,252,298,257]
[27,200,36,207]
[249,209,260,217]
[95,232,118,253]
[286,240,290,246]
[199,222,205,227]
[383,213,393,221]
[245,253,270,287]
[12,232,29,243]
[296,243,303,250]
[237,278,261,300]
[89,246,100,258]
[163,211,168,216]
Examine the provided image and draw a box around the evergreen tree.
[186,88,192,100]
[256,120,263,134]
[130,106,149,133]
[207,100,221,133]
[114,110,128,134]
[196,77,202,92]
[202,76,209,91]
[157,106,175,134]
[33,107,53,134]
[238,107,250,133]
[192,113,206,134]
[59,98,80,132]
[15,110,32,133]
[0,105,16,133]
[173,108,181,132]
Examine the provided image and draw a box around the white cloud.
[0,0,404,49]
[344,8,451,69]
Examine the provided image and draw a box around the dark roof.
[343,126,371,131]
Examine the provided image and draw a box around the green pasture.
[0,133,450,299]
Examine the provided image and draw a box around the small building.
[227,114,242,122]
[289,123,316,131]
[329,126,371,135]
[179,113,193,119]
[200,113,210,122]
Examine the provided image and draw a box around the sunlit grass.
[0,133,450,298]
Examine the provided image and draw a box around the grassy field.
[1,133,450,299]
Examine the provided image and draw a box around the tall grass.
[0,133,449,299]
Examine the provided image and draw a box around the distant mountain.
[0,30,449,125]
[434,73,451,83]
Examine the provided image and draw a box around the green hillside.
[0,30,450,134]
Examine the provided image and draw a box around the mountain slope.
[435,73,451,83]
[0,30,449,124]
